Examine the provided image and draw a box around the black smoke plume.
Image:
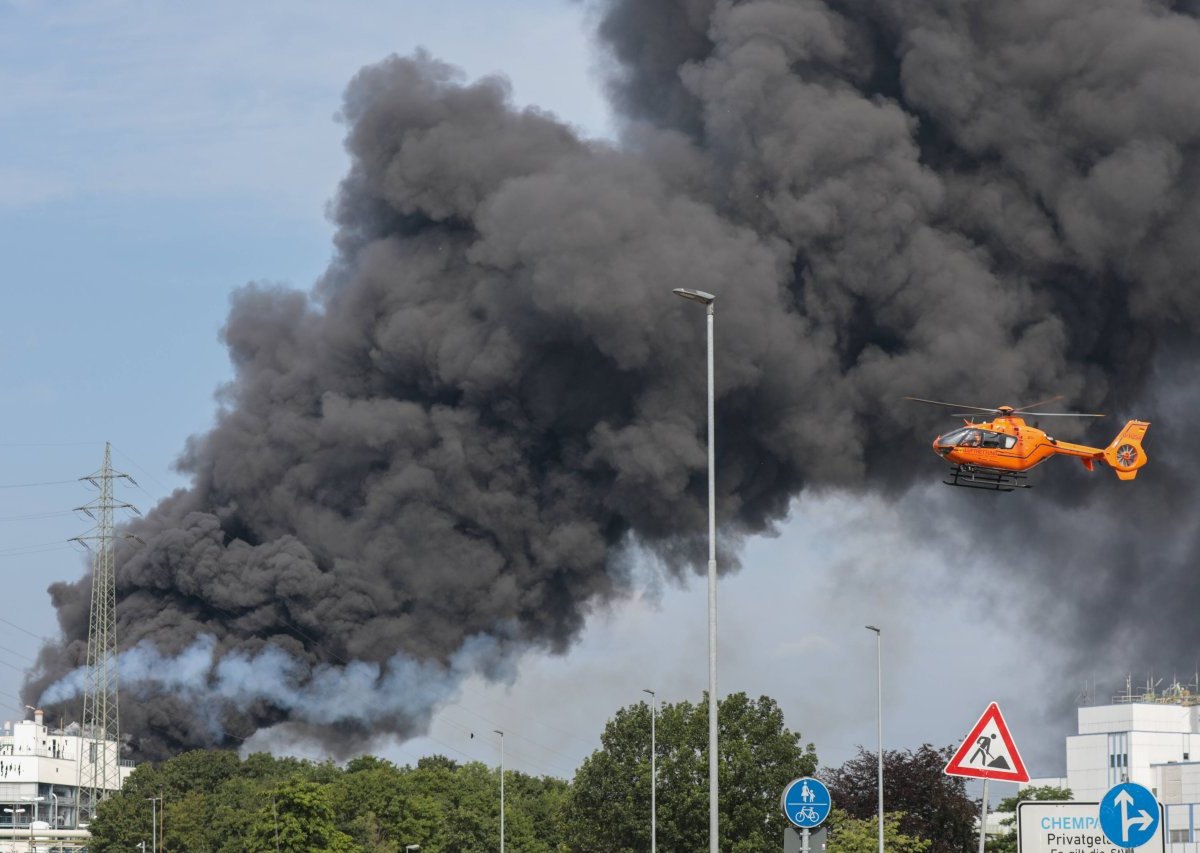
[24,0,1200,757]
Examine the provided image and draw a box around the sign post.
[784,825,827,853]
[781,777,832,853]
[944,702,1030,853]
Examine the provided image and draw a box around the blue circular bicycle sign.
[781,776,832,829]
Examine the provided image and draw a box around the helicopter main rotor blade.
[1012,395,1064,413]
[903,396,1000,413]
[1016,411,1106,418]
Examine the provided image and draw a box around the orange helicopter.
[906,396,1150,491]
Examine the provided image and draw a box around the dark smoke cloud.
[24,0,1200,757]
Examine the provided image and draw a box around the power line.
[0,544,75,559]
[0,616,52,643]
[111,446,176,498]
[0,510,76,523]
[0,479,79,490]
[0,442,102,448]
[0,641,36,664]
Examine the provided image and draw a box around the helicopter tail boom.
[1102,420,1151,480]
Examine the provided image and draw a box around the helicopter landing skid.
[943,464,1030,492]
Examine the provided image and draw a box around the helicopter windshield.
[937,428,972,446]
[937,428,1016,449]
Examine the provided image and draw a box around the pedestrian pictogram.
[781,777,832,829]
[944,702,1030,782]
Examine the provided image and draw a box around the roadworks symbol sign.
[944,701,1030,783]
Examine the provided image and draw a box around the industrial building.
[1032,679,1200,850]
[0,708,132,852]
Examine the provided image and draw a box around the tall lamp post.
[147,795,162,853]
[493,729,505,853]
[672,286,718,853]
[3,808,24,836]
[866,626,883,853]
[643,689,657,853]
[21,796,44,853]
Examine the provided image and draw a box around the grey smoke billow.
[24,0,1200,757]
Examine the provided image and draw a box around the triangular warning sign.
[944,702,1030,783]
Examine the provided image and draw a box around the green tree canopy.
[90,747,566,851]
[245,778,355,852]
[826,807,932,853]
[822,744,977,853]
[568,692,817,852]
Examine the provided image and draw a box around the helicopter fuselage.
[932,416,1104,473]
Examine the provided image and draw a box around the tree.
[988,785,1073,853]
[822,744,976,853]
[826,807,931,853]
[86,763,165,851]
[80,731,640,851]
[568,692,817,852]
[245,778,355,852]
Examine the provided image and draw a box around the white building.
[1046,681,1200,850]
[0,708,134,852]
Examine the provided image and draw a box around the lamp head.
[672,288,716,306]
[865,625,881,634]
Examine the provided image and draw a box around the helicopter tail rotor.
[1102,420,1151,480]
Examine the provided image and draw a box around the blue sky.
[0,0,1060,796]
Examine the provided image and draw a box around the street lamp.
[673,286,719,853]
[493,730,505,853]
[22,796,45,853]
[147,795,161,853]
[866,626,883,853]
[3,807,24,830]
[643,689,657,853]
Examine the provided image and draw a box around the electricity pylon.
[71,442,139,820]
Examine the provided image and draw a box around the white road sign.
[1018,801,1165,853]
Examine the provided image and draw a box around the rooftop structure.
[1034,676,1200,851]
[0,708,133,852]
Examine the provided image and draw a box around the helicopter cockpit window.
[960,430,983,447]
[938,428,970,446]
[981,431,1003,448]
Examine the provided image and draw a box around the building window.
[1171,830,1190,843]
[1185,753,1190,760]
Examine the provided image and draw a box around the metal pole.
[866,626,883,853]
[149,796,156,853]
[978,778,989,853]
[672,287,719,853]
[644,689,656,853]
[494,730,505,853]
[706,300,718,853]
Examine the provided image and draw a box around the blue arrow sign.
[780,777,831,829]
[1099,782,1160,848]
